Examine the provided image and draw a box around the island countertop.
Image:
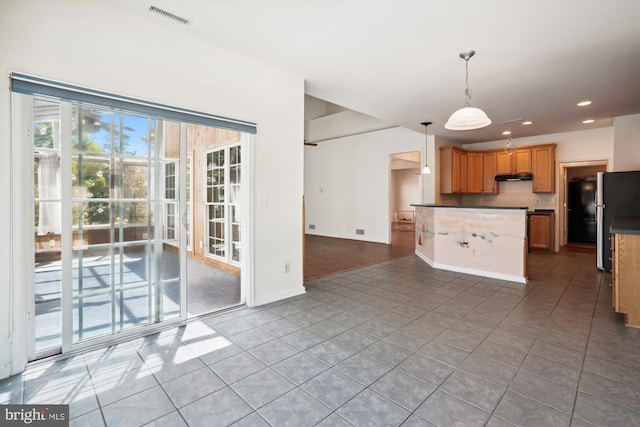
[411,204,527,210]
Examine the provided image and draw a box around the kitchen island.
[411,205,528,283]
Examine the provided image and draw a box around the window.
[205,144,241,265]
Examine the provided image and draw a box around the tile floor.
[3,251,640,426]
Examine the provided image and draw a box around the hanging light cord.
[464,57,472,106]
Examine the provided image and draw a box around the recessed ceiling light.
[502,130,511,135]
[522,121,533,125]
[582,119,595,124]
[577,100,592,107]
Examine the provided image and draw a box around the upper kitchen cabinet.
[532,144,556,193]
[440,146,467,194]
[467,151,498,194]
[483,152,499,194]
[496,148,532,174]
[467,152,484,194]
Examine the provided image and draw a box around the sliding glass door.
[31,97,186,357]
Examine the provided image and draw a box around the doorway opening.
[558,160,607,254]
[389,151,420,248]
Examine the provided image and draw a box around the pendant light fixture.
[421,121,432,174]
[445,50,492,131]
[503,119,523,154]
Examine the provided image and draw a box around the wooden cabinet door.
[496,151,512,174]
[532,145,555,193]
[460,151,468,193]
[483,152,498,194]
[528,215,551,249]
[528,213,554,251]
[467,152,484,194]
[513,149,532,173]
[440,146,467,194]
[452,149,467,194]
[439,147,454,194]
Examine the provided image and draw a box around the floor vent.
[149,5,190,25]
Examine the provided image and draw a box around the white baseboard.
[252,286,307,307]
[415,250,527,284]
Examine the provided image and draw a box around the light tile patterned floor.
[3,252,640,426]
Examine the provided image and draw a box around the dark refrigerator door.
[568,181,597,242]
[601,171,640,271]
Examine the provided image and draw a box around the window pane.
[73,156,110,199]
[121,161,149,199]
[116,286,150,330]
[73,293,111,342]
[72,201,110,228]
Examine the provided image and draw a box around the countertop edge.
[411,204,527,210]
[610,217,640,235]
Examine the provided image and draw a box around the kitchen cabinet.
[467,152,484,194]
[532,144,556,193]
[483,152,499,194]
[496,149,532,174]
[440,147,467,194]
[439,144,555,195]
[528,212,554,251]
[610,219,640,328]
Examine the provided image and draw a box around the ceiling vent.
[149,5,190,25]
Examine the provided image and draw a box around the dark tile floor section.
[3,252,640,426]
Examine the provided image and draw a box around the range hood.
[495,173,533,182]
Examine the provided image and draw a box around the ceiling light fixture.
[577,100,592,107]
[522,120,533,125]
[582,119,595,124]
[421,121,432,174]
[445,50,491,131]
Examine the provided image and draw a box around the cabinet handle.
[609,257,612,261]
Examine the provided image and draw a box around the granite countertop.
[610,217,640,235]
[411,204,527,210]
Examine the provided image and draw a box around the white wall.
[307,110,396,143]
[305,126,424,244]
[613,114,640,171]
[0,0,304,378]
[392,168,421,217]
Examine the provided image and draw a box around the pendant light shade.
[445,106,491,130]
[445,50,492,131]
[421,121,432,174]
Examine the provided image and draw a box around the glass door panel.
[33,99,63,353]
[31,98,186,358]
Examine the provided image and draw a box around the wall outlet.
[356,229,365,235]
[309,224,316,230]
[284,262,290,273]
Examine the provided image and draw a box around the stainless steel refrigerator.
[596,171,640,271]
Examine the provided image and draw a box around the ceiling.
[108,0,640,143]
